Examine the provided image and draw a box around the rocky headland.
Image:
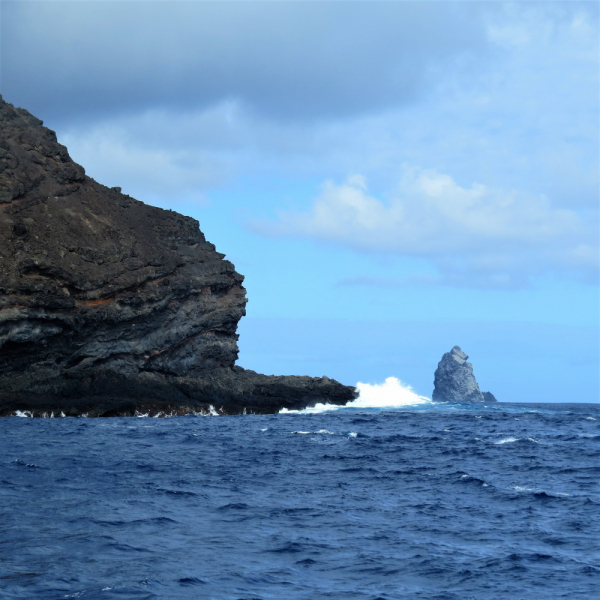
[432,346,497,404]
[0,96,357,416]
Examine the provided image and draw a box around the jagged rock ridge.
[432,346,497,404]
[0,96,356,416]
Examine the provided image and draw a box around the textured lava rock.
[0,96,356,416]
[432,346,497,404]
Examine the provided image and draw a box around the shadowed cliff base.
[0,96,356,416]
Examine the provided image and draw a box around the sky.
[1,0,598,401]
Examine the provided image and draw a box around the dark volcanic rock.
[0,96,356,416]
[432,346,497,404]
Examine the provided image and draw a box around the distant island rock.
[0,96,357,416]
[432,346,497,404]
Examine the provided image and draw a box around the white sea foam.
[291,429,358,437]
[511,485,569,497]
[495,437,538,444]
[280,376,430,414]
[353,377,431,408]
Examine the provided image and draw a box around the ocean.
[1,400,599,600]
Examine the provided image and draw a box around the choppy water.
[1,402,599,600]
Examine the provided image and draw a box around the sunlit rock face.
[432,346,497,404]
[0,96,356,416]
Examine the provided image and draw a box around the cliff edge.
[0,96,356,416]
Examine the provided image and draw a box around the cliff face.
[432,346,497,404]
[0,97,356,416]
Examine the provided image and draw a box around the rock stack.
[432,346,497,404]
[0,96,356,416]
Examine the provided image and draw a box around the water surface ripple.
[1,403,599,599]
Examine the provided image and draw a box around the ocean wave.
[2,401,598,600]
[495,437,539,445]
[510,486,571,498]
[280,377,430,413]
[291,429,357,438]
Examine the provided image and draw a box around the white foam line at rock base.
[14,410,34,417]
[10,405,242,419]
[280,377,431,414]
[13,410,65,418]
[15,410,94,418]
[132,406,223,417]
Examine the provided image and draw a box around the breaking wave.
[281,376,430,413]
[353,377,431,408]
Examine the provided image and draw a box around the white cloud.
[38,1,596,294]
[252,168,598,289]
[37,0,596,218]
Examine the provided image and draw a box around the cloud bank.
[3,1,596,292]
[2,1,486,122]
[252,168,598,289]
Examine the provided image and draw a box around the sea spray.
[280,376,430,413]
[353,376,431,408]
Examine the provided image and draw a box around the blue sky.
[2,1,598,400]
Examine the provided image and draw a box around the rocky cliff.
[432,346,497,404]
[0,96,356,416]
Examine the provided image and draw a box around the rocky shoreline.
[0,96,357,416]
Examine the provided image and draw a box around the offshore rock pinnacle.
[432,346,497,404]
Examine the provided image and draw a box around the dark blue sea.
[1,402,599,600]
